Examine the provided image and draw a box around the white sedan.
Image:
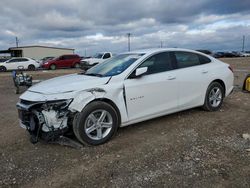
[17,48,234,145]
[0,57,39,71]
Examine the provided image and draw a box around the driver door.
[124,52,179,121]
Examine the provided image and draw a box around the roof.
[123,48,201,54]
[9,45,74,51]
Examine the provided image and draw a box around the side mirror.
[129,67,148,79]
[135,67,148,77]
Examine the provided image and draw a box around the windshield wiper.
[84,73,104,77]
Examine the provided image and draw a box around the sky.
[0,0,250,56]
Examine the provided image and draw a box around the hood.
[28,73,110,94]
[85,58,100,63]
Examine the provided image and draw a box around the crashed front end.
[17,98,74,143]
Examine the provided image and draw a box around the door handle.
[202,70,208,74]
[167,76,176,80]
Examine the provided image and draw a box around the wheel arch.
[87,98,122,126]
[210,79,226,96]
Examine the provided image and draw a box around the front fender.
[68,88,106,112]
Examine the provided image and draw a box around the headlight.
[82,61,89,65]
[42,99,73,111]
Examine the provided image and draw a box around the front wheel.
[0,66,7,72]
[73,101,119,145]
[203,82,224,111]
[50,64,56,70]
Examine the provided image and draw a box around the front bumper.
[80,63,94,70]
[17,99,71,143]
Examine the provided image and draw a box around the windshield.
[93,53,104,59]
[85,53,144,77]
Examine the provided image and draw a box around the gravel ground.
[0,58,250,188]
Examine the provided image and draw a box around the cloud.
[0,0,249,55]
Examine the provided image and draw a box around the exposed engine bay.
[17,99,73,143]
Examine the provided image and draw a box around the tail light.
[228,66,233,73]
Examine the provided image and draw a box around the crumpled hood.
[28,73,110,94]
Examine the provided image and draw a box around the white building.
[0,45,75,60]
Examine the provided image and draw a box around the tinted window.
[174,52,200,68]
[20,58,28,62]
[8,58,23,63]
[198,54,211,64]
[63,55,72,60]
[103,53,111,59]
[138,52,172,75]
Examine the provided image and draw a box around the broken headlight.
[41,99,73,111]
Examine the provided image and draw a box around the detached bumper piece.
[16,99,72,144]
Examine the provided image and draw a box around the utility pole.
[127,33,131,51]
[242,35,245,52]
[15,37,19,47]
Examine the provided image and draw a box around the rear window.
[198,54,211,64]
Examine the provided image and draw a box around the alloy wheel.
[84,110,113,140]
[209,87,222,108]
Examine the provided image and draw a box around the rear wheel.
[0,66,7,72]
[28,64,35,71]
[73,101,119,145]
[203,82,224,111]
[50,64,56,70]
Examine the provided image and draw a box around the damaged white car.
[17,48,234,145]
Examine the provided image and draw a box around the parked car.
[196,50,213,55]
[17,48,234,145]
[213,52,225,58]
[240,52,250,57]
[38,56,55,67]
[0,57,39,72]
[80,52,112,70]
[0,57,11,63]
[42,54,81,70]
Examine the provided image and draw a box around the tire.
[28,64,35,71]
[50,64,56,70]
[73,101,119,145]
[74,62,80,68]
[0,66,7,72]
[203,82,224,111]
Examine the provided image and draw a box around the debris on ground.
[242,133,250,140]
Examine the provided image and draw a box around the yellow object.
[246,77,250,91]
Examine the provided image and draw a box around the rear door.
[124,52,179,121]
[171,51,212,109]
[20,58,30,69]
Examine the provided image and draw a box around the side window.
[138,52,173,75]
[198,54,211,64]
[20,58,28,62]
[174,51,200,68]
[8,58,21,63]
[7,59,16,63]
[103,53,111,59]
